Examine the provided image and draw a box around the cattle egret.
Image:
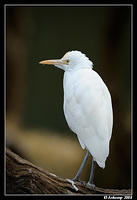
[39,50,113,187]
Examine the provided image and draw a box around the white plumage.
[63,64,113,168]
[39,50,113,173]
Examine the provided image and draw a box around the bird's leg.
[87,157,96,188]
[72,150,90,182]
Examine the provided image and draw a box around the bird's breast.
[63,69,96,134]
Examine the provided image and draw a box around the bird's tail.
[95,159,105,169]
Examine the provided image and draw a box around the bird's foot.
[72,176,82,182]
[79,180,87,186]
[72,178,86,186]
[72,177,79,182]
[86,182,96,190]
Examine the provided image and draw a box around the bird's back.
[63,68,113,168]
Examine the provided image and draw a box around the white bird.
[39,50,113,186]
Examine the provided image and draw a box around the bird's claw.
[72,177,79,182]
[87,182,96,190]
[72,178,87,186]
[78,180,87,186]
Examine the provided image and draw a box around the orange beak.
[39,59,65,65]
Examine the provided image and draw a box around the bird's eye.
[66,59,69,64]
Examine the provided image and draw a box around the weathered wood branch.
[6,148,131,195]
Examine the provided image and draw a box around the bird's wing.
[64,69,113,167]
[73,69,113,141]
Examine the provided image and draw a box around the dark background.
[6,5,131,189]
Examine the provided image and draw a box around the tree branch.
[6,148,131,195]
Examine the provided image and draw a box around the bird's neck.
[65,65,92,72]
[63,68,92,91]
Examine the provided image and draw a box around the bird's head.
[39,50,93,71]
